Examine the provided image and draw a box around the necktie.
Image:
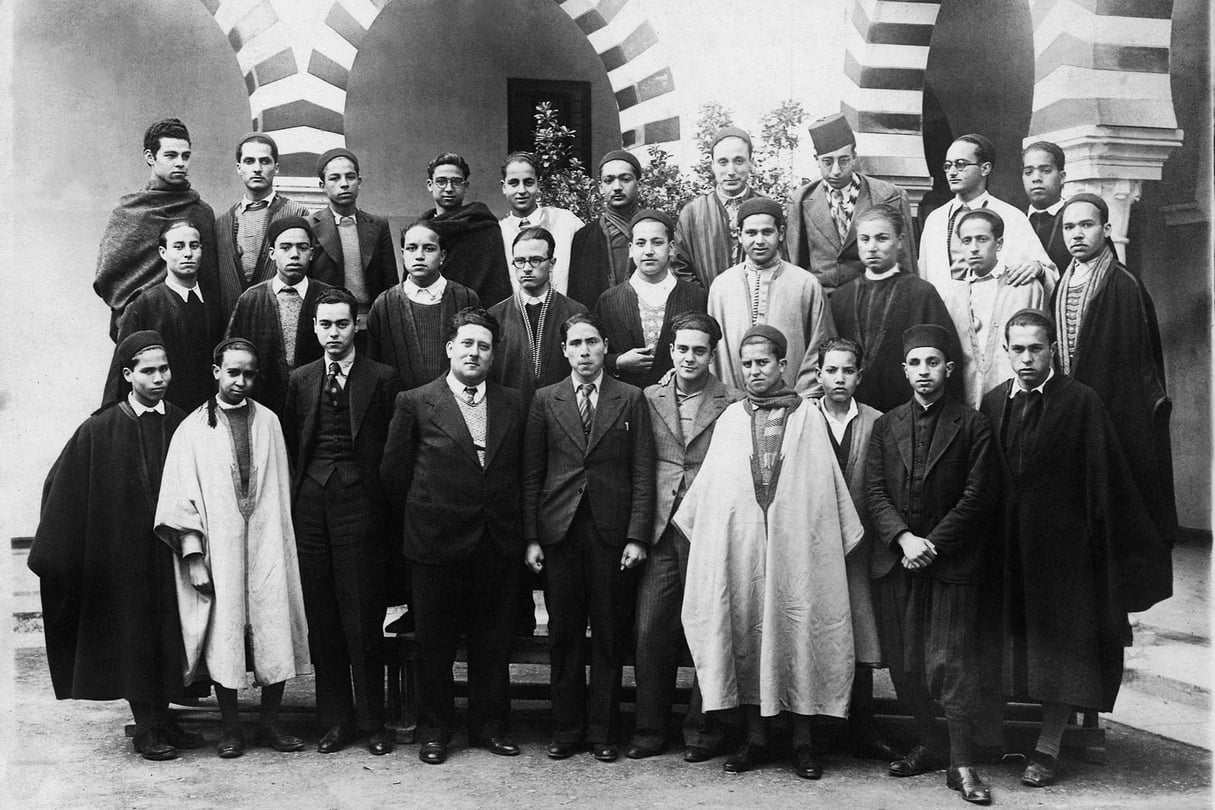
[518,218,531,228]
[277,286,302,367]
[578,383,596,434]
[829,187,849,242]
[326,362,341,404]
[464,385,478,405]
[245,199,269,211]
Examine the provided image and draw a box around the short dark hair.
[1004,309,1057,345]
[1022,141,1065,172]
[158,218,200,247]
[560,312,603,343]
[236,133,279,162]
[447,307,500,345]
[314,287,358,320]
[817,336,864,369]
[957,208,1005,239]
[400,219,447,252]
[213,337,259,366]
[428,152,471,179]
[856,204,905,237]
[513,226,554,257]
[501,151,539,179]
[143,118,190,155]
[740,334,785,360]
[955,133,996,167]
[670,311,723,348]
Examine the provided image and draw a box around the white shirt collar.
[1009,366,1055,398]
[1027,198,1066,217]
[216,396,248,410]
[969,263,1006,282]
[952,191,991,212]
[127,392,166,415]
[629,272,677,307]
[820,397,859,429]
[506,207,543,225]
[324,349,356,376]
[239,191,277,212]
[571,370,605,393]
[864,263,901,282]
[446,373,486,403]
[272,275,309,298]
[331,207,357,225]
[403,274,447,303]
[520,289,548,305]
[164,275,202,302]
[715,185,751,205]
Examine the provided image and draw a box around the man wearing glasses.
[785,114,918,294]
[419,152,513,307]
[919,134,1055,295]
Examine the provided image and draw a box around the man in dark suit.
[227,216,331,415]
[523,313,655,763]
[308,148,400,331]
[214,133,311,316]
[381,307,526,765]
[864,324,997,805]
[283,286,401,756]
[629,312,743,762]
[1021,142,1072,273]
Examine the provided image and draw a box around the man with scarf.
[567,150,644,307]
[1051,193,1176,548]
[94,119,220,340]
[676,324,862,781]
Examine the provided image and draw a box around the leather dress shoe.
[592,743,619,762]
[889,743,936,777]
[419,740,448,764]
[947,766,992,804]
[723,742,772,773]
[367,728,394,756]
[1021,753,1058,787]
[792,745,823,780]
[684,745,718,763]
[133,727,179,761]
[318,724,354,754]
[547,740,580,760]
[472,736,520,757]
[255,723,305,752]
[161,721,206,750]
[217,725,245,759]
[625,743,662,760]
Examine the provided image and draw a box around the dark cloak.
[420,202,513,306]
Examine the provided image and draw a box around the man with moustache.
[785,114,918,293]
[112,219,226,412]
[226,216,331,415]
[498,151,583,296]
[95,118,220,340]
[594,209,708,390]
[214,133,311,316]
[568,150,644,307]
[1021,142,1072,273]
[382,308,527,764]
[283,287,401,756]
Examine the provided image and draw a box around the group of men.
[30,112,1175,805]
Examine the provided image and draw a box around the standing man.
[919,134,1054,294]
[940,210,1045,408]
[981,309,1171,788]
[865,324,997,805]
[1052,193,1176,546]
[31,331,203,761]
[95,118,219,340]
[214,133,311,317]
[677,324,862,780]
[421,152,513,306]
[498,151,583,296]
[113,219,226,412]
[226,216,331,415]
[672,127,767,289]
[382,308,527,764]
[365,220,481,390]
[522,314,655,763]
[710,198,834,395]
[594,210,708,390]
[785,113,918,293]
[568,150,643,308]
[308,148,400,329]
[629,312,743,763]
[283,287,401,756]
[1021,141,1072,273]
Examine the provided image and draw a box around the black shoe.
[547,740,580,760]
[684,745,718,763]
[419,740,448,764]
[947,766,992,804]
[132,727,178,761]
[384,611,414,635]
[318,724,354,754]
[1021,753,1058,787]
[851,722,900,761]
[625,743,662,760]
[472,736,520,757]
[793,745,822,780]
[723,742,772,774]
[592,743,619,762]
[160,721,206,750]
[889,743,937,777]
[217,725,245,759]
[367,728,394,756]
[254,723,305,752]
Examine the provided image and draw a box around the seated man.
[677,324,862,781]
[498,151,583,296]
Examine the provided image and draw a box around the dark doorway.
[507,78,593,169]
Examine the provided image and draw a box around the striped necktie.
[578,383,596,434]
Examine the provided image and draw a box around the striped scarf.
[1054,245,1113,375]
[747,396,798,516]
[516,287,553,381]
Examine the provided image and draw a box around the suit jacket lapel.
[428,384,481,467]
[483,385,509,468]
[892,405,914,473]
[806,183,842,251]
[356,210,375,270]
[653,383,683,444]
[346,355,372,439]
[300,362,324,466]
[685,377,731,445]
[586,376,625,454]
[925,402,962,476]
[553,382,588,451]
[312,213,342,269]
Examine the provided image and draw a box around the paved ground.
[2,645,1210,810]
